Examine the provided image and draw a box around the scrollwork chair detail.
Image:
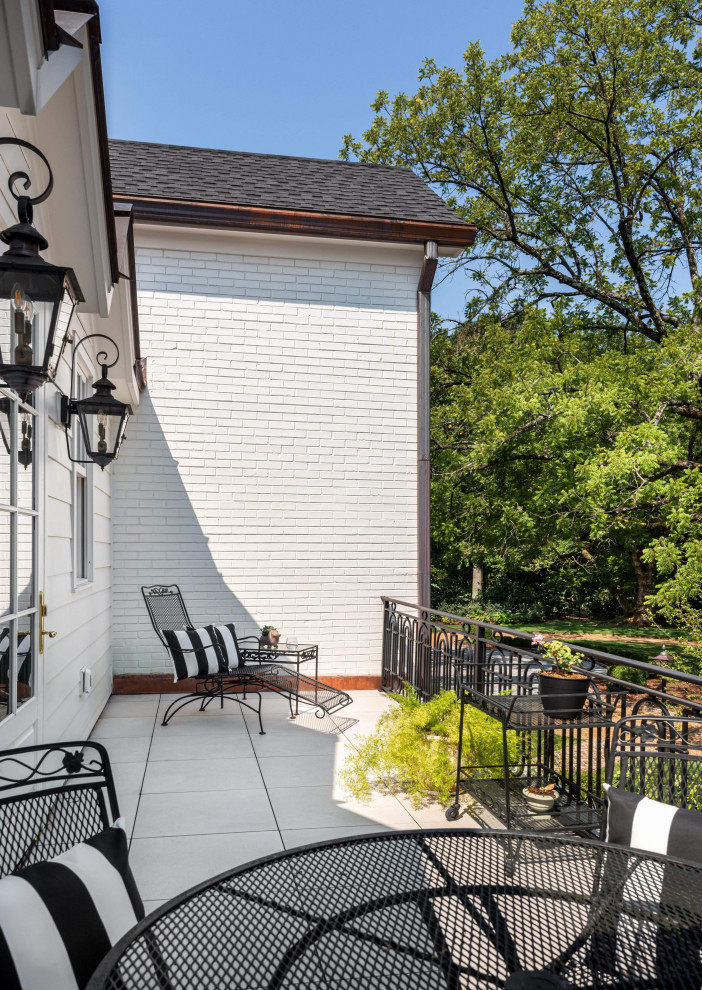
[0,741,119,878]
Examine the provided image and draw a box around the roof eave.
[60,0,120,285]
[114,194,476,251]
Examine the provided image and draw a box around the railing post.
[475,624,486,694]
[418,605,431,700]
[381,599,390,691]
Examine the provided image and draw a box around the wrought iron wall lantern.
[0,137,83,399]
[60,334,131,470]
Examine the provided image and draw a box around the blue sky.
[100,0,525,321]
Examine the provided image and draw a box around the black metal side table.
[88,829,702,990]
[240,643,319,716]
[448,664,627,832]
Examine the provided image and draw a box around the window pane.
[0,512,9,617]
[16,615,33,708]
[76,475,86,579]
[0,618,10,720]
[17,512,33,612]
[16,408,34,510]
[0,397,10,507]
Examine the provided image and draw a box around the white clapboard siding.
[42,328,115,744]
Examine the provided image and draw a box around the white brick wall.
[112,229,422,678]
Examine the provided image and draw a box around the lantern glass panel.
[0,268,70,380]
[47,281,77,379]
[76,400,127,467]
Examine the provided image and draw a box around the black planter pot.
[539,672,589,720]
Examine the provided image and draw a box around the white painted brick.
[112,236,421,677]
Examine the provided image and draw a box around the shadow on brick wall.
[111,387,258,676]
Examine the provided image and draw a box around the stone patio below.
[90,689,478,912]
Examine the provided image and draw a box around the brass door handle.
[39,592,57,654]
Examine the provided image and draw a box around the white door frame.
[0,383,44,749]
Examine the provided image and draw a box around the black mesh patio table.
[88,829,702,990]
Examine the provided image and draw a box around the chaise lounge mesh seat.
[142,584,351,727]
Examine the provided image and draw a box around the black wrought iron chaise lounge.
[142,584,352,728]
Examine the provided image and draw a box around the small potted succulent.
[259,625,281,649]
[522,782,559,812]
[531,635,589,719]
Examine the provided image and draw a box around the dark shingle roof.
[108,139,465,227]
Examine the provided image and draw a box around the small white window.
[72,375,93,587]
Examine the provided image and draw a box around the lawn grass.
[568,638,680,665]
[500,633,677,665]
[516,618,680,640]
[498,618,682,666]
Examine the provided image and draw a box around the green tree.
[343,0,702,636]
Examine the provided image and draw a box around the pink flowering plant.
[530,634,584,676]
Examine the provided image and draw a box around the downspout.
[417,241,438,609]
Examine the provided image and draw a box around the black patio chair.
[142,584,352,728]
[584,714,702,984]
[142,584,266,731]
[0,740,120,878]
[604,712,702,815]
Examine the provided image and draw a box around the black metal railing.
[381,597,702,828]
[381,597,702,711]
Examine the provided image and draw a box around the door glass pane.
[17,512,33,612]
[0,618,10,720]
[16,408,34,510]
[0,511,9,617]
[16,615,33,708]
[0,397,10,506]
[0,390,38,724]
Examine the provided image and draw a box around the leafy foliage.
[608,664,650,687]
[339,686,516,807]
[343,0,702,653]
[433,596,517,627]
[531,634,584,674]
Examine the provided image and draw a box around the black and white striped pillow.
[604,784,702,862]
[0,822,144,990]
[211,623,243,668]
[597,784,702,980]
[162,625,227,682]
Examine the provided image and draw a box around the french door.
[0,383,42,747]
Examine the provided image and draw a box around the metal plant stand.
[447,664,627,833]
[240,643,319,717]
[88,829,702,990]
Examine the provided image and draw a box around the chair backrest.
[605,715,702,810]
[0,741,120,877]
[142,584,194,646]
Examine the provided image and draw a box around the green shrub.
[608,664,649,687]
[339,686,517,808]
[434,595,516,627]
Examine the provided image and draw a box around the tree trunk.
[471,564,484,600]
[628,550,654,626]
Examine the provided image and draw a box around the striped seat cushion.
[596,785,702,980]
[211,623,243,668]
[604,784,702,862]
[0,822,144,990]
[162,625,227,681]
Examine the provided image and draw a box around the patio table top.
[88,828,702,990]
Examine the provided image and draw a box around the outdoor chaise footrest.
[236,663,351,719]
